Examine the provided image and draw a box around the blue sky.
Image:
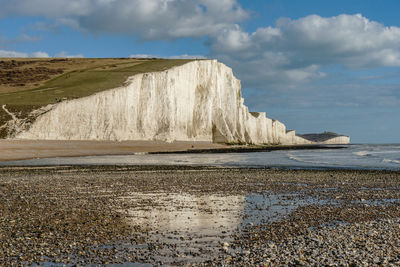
[1,0,400,143]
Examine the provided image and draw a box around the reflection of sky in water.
[117,189,399,264]
[122,193,244,235]
[121,193,245,264]
[118,191,332,264]
[112,190,395,265]
[242,193,338,227]
[121,192,335,247]
[1,144,399,170]
[34,189,397,265]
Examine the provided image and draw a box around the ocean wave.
[133,152,148,155]
[353,145,400,157]
[383,159,400,164]
[353,151,372,157]
[287,154,329,165]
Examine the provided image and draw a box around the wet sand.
[0,140,227,162]
[0,139,347,163]
[0,166,399,265]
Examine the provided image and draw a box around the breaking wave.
[383,159,400,164]
[2,144,399,170]
[353,151,372,157]
[287,154,330,165]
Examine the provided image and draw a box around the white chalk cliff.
[14,60,349,144]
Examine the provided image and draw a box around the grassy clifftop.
[0,58,194,137]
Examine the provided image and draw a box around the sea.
[1,144,399,170]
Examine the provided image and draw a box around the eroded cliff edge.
[9,60,349,145]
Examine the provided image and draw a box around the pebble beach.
[0,166,399,266]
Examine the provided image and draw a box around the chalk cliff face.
[14,60,349,144]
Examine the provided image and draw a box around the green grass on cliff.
[0,58,194,137]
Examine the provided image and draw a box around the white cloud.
[129,54,206,59]
[0,50,28,57]
[55,51,84,58]
[0,50,82,58]
[167,54,207,59]
[210,14,400,88]
[31,51,50,58]
[0,0,248,40]
[0,50,50,58]
[129,54,155,59]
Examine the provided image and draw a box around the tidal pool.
[117,191,336,265]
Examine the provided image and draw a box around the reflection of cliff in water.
[121,191,338,233]
[120,193,244,264]
[123,193,244,235]
[118,191,339,264]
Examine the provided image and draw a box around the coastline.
[0,139,348,162]
[0,139,226,162]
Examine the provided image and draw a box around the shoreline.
[0,165,398,175]
[0,139,226,162]
[149,143,348,154]
[0,139,348,162]
[0,162,400,174]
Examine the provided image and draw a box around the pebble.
[0,166,399,266]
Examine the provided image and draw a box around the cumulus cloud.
[55,51,84,58]
[210,14,400,88]
[129,54,155,59]
[0,50,50,58]
[129,53,207,59]
[0,50,80,58]
[0,50,29,57]
[0,0,248,40]
[168,54,207,59]
[31,51,50,58]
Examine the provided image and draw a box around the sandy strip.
[0,139,227,162]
